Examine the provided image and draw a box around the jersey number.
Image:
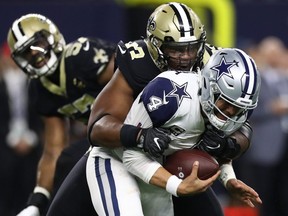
[147,96,165,112]
[125,42,145,60]
[58,94,95,117]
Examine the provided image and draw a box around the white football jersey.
[123,70,206,183]
[125,71,205,153]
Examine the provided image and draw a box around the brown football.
[163,149,219,180]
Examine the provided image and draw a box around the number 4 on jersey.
[147,91,169,112]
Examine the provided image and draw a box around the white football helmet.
[7,13,65,78]
[146,2,206,71]
[199,48,261,135]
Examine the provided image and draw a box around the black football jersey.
[115,40,160,98]
[29,37,116,124]
[115,39,220,99]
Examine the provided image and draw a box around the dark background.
[1,1,288,48]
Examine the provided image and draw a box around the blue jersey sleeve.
[140,77,179,127]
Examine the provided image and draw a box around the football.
[163,149,219,180]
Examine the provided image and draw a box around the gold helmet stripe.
[169,2,193,38]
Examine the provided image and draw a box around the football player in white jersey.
[84,48,262,216]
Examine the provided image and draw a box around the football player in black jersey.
[87,2,258,216]
[7,14,116,216]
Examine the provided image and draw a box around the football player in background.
[87,2,255,215]
[7,13,116,216]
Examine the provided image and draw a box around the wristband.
[33,186,50,199]
[218,163,236,187]
[27,187,50,214]
[166,175,182,197]
[120,124,141,148]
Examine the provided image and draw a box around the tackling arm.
[198,121,252,162]
[87,69,134,148]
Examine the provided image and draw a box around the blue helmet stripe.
[249,58,258,96]
[236,50,257,100]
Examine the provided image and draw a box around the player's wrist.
[120,124,142,148]
[166,175,182,197]
[33,186,50,199]
[218,163,236,188]
[27,186,50,214]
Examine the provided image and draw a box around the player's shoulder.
[144,70,198,97]
[204,43,222,56]
[116,39,149,63]
[157,70,198,82]
[64,37,116,57]
[141,71,198,127]
[116,39,159,96]
[69,37,116,50]
[62,37,116,71]
[202,43,222,66]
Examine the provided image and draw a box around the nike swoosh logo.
[83,41,90,51]
[206,144,221,150]
[153,138,161,150]
[118,45,126,54]
[163,91,169,105]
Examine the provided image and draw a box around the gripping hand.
[198,125,240,160]
[137,128,171,157]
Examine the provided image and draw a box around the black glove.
[120,125,171,157]
[198,125,241,160]
[137,128,171,158]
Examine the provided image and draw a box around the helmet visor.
[161,41,204,71]
[12,33,51,69]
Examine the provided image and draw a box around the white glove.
[16,206,40,216]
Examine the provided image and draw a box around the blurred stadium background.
[0,0,288,49]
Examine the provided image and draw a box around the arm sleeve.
[122,73,178,183]
[123,148,162,183]
[122,87,162,183]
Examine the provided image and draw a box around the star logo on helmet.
[167,81,191,106]
[211,56,237,80]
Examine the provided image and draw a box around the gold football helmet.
[146,2,206,71]
[7,14,66,78]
